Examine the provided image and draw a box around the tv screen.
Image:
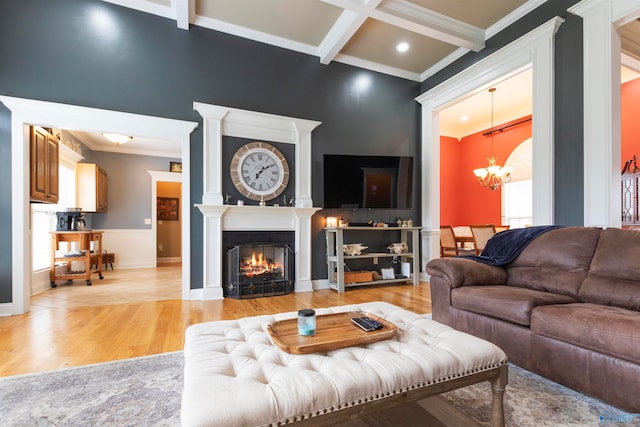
[323,155,413,209]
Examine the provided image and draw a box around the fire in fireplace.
[240,250,282,279]
[226,242,294,299]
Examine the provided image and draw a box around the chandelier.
[473,87,513,191]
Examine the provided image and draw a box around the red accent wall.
[441,116,532,226]
[440,135,461,225]
[440,79,639,227]
[622,78,640,171]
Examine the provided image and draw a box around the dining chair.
[440,225,475,257]
[469,224,497,255]
[495,225,510,233]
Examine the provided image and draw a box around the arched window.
[502,138,532,227]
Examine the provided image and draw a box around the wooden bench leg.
[490,364,508,427]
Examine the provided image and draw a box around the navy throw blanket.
[461,225,564,266]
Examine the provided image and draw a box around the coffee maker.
[56,210,86,231]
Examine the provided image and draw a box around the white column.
[419,102,440,280]
[293,121,317,208]
[197,205,227,299]
[569,0,639,227]
[193,103,228,205]
[294,208,322,291]
[529,19,558,226]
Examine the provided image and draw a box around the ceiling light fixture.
[396,42,409,53]
[473,88,513,191]
[102,133,132,144]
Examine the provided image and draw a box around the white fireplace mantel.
[193,103,322,299]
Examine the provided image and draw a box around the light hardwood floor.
[0,265,432,377]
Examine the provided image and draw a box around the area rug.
[0,352,183,426]
[438,364,635,427]
[0,351,633,426]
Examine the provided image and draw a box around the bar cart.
[50,230,104,287]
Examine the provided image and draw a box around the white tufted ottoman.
[182,301,508,427]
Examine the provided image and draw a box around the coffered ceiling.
[103,0,540,82]
[81,1,640,153]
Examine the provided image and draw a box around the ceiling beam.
[174,0,194,30]
[321,0,485,59]
[319,0,381,65]
[374,0,485,52]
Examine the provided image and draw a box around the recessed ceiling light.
[460,115,469,122]
[396,42,409,53]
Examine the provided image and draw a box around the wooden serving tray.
[267,311,397,354]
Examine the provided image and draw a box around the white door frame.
[416,17,564,276]
[0,96,198,315]
[569,0,640,227]
[148,170,182,265]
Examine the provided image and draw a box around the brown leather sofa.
[426,226,640,411]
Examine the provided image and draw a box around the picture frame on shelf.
[170,161,182,173]
[157,197,179,221]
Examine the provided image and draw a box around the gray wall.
[0,0,420,302]
[83,152,180,230]
[0,0,590,303]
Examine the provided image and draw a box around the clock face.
[230,142,289,201]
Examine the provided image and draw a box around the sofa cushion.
[451,285,578,327]
[579,228,640,310]
[506,227,601,298]
[531,303,640,365]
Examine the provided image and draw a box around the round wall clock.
[230,141,289,201]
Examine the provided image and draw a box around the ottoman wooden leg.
[490,364,508,427]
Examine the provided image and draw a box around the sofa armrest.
[426,258,508,289]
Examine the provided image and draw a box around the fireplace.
[223,231,295,299]
[226,242,294,299]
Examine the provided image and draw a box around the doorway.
[154,178,183,266]
[0,95,197,315]
[416,18,561,271]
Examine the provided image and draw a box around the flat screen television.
[323,154,413,209]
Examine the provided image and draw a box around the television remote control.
[361,317,383,330]
[351,317,384,331]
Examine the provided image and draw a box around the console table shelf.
[325,226,421,292]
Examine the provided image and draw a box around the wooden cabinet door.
[77,163,108,212]
[30,126,59,203]
[96,166,108,212]
[47,134,59,202]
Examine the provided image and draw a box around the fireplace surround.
[194,102,321,299]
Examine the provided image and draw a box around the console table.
[50,230,104,287]
[325,226,421,292]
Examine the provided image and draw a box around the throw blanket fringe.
[461,225,563,266]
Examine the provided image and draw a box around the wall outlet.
[144,218,151,225]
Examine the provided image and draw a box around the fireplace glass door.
[226,243,294,299]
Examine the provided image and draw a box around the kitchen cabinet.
[50,230,104,286]
[30,126,59,203]
[77,163,108,212]
[325,226,421,293]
